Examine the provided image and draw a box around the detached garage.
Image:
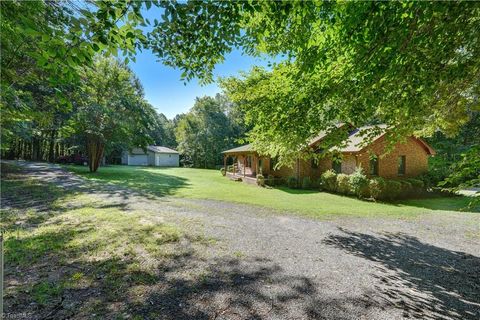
[121,146,179,167]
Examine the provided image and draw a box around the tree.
[1,0,155,161]
[175,95,243,168]
[68,57,156,172]
[149,113,177,148]
[150,1,480,165]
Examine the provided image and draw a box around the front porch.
[225,171,257,185]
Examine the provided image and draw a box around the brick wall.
[355,136,429,178]
[226,136,430,181]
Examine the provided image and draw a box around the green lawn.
[1,163,199,317]
[65,165,478,218]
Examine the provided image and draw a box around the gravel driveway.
[3,161,479,320]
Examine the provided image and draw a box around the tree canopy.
[175,94,246,168]
[151,1,480,164]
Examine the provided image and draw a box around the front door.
[258,158,263,174]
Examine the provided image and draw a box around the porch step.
[230,177,242,182]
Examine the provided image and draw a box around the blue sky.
[129,49,272,119]
[124,4,276,119]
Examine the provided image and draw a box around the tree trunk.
[48,129,56,162]
[86,136,104,172]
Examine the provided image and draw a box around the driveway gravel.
[3,161,479,320]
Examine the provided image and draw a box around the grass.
[1,165,197,317]
[65,165,479,218]
[2,162,478,318]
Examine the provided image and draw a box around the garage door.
[156,154,179,167]
[128,154,148,166]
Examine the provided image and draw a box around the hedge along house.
[121,146,179,167]
[222,125,435,183]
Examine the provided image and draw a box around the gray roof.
[308,123,346,146]
[222,144,254,154]
[330,124,388,153]
[221,124,434,155]
[147,146,179,154]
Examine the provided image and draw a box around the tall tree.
[68,57,156,172]
[175,95,243,168]
[150,113,177,148]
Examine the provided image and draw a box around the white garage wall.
[128,154,148,166]
[156,153,179,167]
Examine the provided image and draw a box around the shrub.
[287,176,298,189]
[302,176,312,189]
[407,178,425,196]
[385,180,402,200]
[276,177,287,186]
[408,178,424,189]
[336,174,351,195]
[349,168,368,198]
[321,170,337,192]
[265,174,275,186]
[220,168,226,176]
[368,177,386,200]
[311,178,320,189]
[256,174,265,187]
[399,180,413,198]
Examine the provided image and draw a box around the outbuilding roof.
[147,146,179,154]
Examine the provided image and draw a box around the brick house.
[222,125,435,183]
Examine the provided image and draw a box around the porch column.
[223,155,227,171]
[243,156,246,177]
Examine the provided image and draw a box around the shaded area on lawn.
[324,229,480,320]
[3,161,190,205]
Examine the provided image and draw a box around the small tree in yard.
[349,168,368,198]
[69,57,156,172]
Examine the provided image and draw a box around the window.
[258,158,263,174]
[246,155,252,168]
[369,157,379,176]
[311,159,319,169]
[332,161,342,173]
[270,157,277,170]
[398,156,406,175]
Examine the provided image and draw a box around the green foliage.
[399,180,413,198]
[68,57,156,172]
[256,174,265,187]
[287,176,298,189]
[440,145,480,208]
[175,94,246,168]
[32,281,64,306]
[349,168,369,198]
[321,170,337,192]
[220,168,226,176]
[301,176,312,190]
[150,113,177,148]
[440,146,480,190]
[167,2,480,168]
[336,174,351,195]
[385,180,402,201]
[369,177,386,200]
[407,179,425,190]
